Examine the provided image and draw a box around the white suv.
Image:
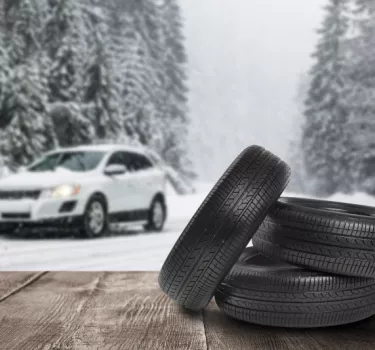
[0,144,168,237]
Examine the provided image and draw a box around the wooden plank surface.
[0,272,206,350]
[203,302,375,350]
[0,271,375,349]
[0,272,45,300]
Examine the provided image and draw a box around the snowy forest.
[0,0,192,178]
[290,0,375,196]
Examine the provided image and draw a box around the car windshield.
[28,151,105,173]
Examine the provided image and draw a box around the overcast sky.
[180,0,327,180]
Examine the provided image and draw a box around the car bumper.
[0,197,86,225]
[1,216,84,229]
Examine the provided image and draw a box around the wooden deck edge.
[0,271,48,303]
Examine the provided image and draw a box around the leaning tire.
[253,197,375,278]
[79,195,109,238]
[215,247,375,328]
[158,145,290,310]
[144,197,167,232]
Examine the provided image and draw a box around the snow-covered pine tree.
[4,0,48,66]
[0,61,56,170]
[343,0,375,194]
[157,0,192,179]
[105,11,139,145]
[118,0,165,149]
[302,0,353,196]
[81,4,122,141]
[0,0,56,169]
[0,28,12,129]
[45,0,94,147]
[0,0,192,176]
[286,74,310,194]
[115,0,192,178]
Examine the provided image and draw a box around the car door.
[103,151,137,213]
[121,152,145,211]
[129,152,163,208]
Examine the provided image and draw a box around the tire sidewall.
[81,196,108,238]
[146,197,166,232]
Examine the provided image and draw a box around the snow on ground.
[0,185,375,271]
[0,186,208,271]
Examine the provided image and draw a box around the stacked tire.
[159,145,375,328]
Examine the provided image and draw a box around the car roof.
[46,144,149,155]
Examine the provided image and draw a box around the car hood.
[0,169,89,190]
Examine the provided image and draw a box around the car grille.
[2,213,31,220]
[0,190,41,200]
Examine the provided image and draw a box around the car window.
[137,154,153,170]
[106,152,125,167]
[107,151,151,172]
[126,153,153,172]
[29,151,105,172]
[28,153,61,172]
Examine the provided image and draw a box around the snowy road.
[0,218,190,271]
[0,191,208,271]
[0,188,374,271]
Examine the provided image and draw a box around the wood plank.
[203,302,375,350]
[59,272,207,350]
[0,272,45,300]
[0,272,105,350]
[3,271,375,350]
[0,272,207,350]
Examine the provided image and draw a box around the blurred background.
[0,0,373,270]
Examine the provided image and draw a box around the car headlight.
[43,184,81,199]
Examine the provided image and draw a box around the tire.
[158,145,290,310]
[253,197,375,278]
[215,247,375,328]
[79,195,109,238]
[144,196,166,232]
[0,223,18,234]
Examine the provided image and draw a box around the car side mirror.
[104,164,126,176]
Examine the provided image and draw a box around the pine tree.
[0,0,193,177]
[344,0,375,194]
[158,0,192,178]
[0,61,56,170]
[119,0,165,148]
[114,0,192,178]
[5,0,48,65]
[0,30,12,129]
[287,74,310,194]
[45,0,94,147]
[0,0,55,169]
[302,0,353,196]
[81,6,122,141]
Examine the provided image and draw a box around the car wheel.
[80,196,109,238]
[215,247,375,328]
[144,197,166,232]
[0,223,18,234]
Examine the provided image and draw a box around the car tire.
[253,197,375,278]
[144,197,167,232]
[158,145,291,311]
[0,223,18,234]
[79,195,109,238]
[215,247,375,328]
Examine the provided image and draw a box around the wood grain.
[0,272,45,300]
[203,301,375,350]
[1,271,375,350]
[0,272,207,350]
